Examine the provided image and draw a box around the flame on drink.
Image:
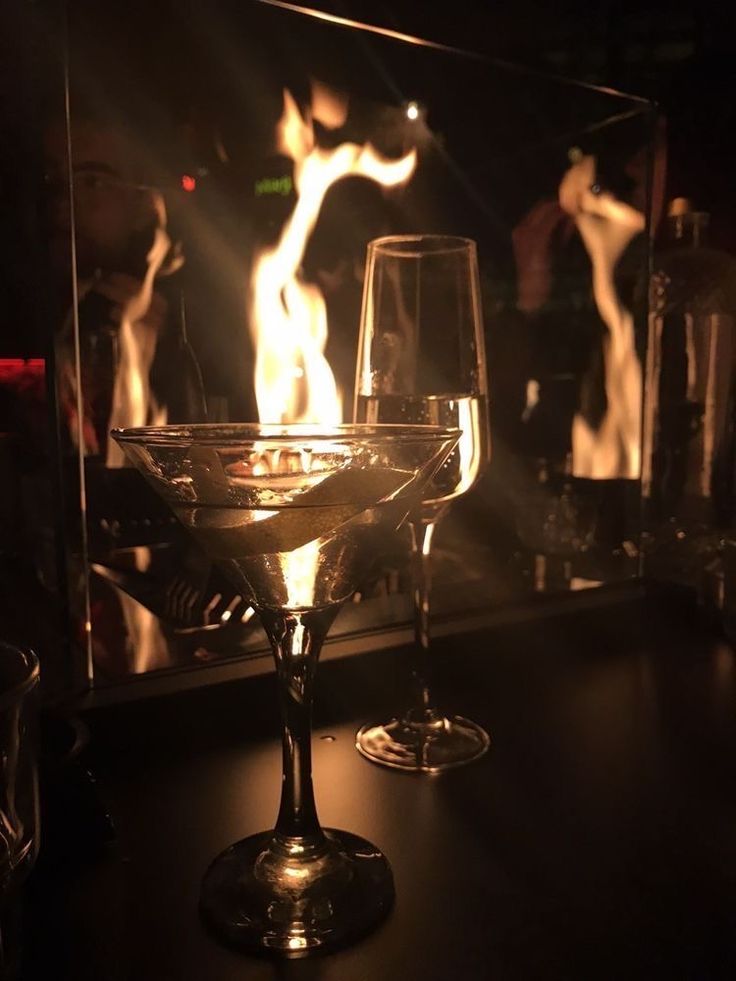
[249,83,418,426]
[559,155,645,479]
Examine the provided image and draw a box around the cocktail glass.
[112,423,459,956]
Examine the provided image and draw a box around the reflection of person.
[43,115,189,459]
[44,118,165,281]
[41,114,211,679]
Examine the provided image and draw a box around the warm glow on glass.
[284,864,311,880]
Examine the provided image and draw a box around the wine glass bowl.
[113,422,460,955]
[354,235,492,773]
[355,235,490,521]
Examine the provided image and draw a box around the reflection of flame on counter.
[560,154,645,480]
[117,547,171,674]
[249,82,417,426]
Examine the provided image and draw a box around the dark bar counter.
[22,595,736,980]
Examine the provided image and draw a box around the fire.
[102,191,178,670]
[105,191,175,468]
[249,83,418,426]
[245,83,418,607]
[559,155,645,480]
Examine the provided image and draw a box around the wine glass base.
[356,715,490,773]
[199,828,394,956]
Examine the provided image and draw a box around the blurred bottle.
[77,285,208,452]
[642,198,736,592]
[512,453,598,592]
[163,293,208,424]
[76,288,119,456]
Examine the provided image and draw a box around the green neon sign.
[254,175,294,197]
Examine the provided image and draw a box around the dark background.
[305,0,736,249]
[2,0,734,360]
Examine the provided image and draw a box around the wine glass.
[354,234,491,772]
[112,423,459,956]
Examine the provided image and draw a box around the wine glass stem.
[260,608,338,850]
[409,518,439,720]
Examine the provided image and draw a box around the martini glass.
[112,423,459,956]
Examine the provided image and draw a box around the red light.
[0,358,45,384]
[181,174,196,192]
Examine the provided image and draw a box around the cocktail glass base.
[199,828,394,956]
[356,715,490,773]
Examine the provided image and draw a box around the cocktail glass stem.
[260,607,338,852]
[201,602,395,952]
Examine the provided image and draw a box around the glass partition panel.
[45,0,655,689]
